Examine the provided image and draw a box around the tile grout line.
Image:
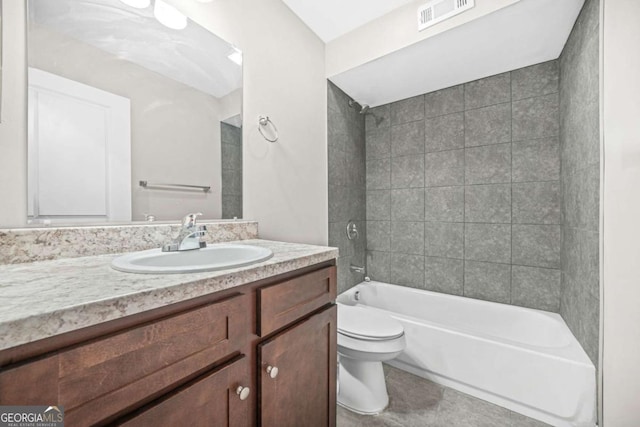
[557,61,565,317]
[381,114,393,276]
[387,105,393,283]
[462,83,466,297]
[378,179,560,192]
[423,94,428,289]
[375,218,563,226]
[368,248,561,269]
[509,70,514,305]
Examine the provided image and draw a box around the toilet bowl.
[337,303,406,415]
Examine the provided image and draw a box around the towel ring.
[258,115,279,143]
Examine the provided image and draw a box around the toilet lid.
[337,304,404,340]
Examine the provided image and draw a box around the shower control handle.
[266,365,279,379]
[236,386,250,400]
[346,220,359,240]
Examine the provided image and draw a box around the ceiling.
[29,0,242,98]
[282,0,416,42]
[328,0,585,107]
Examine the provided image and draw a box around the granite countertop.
[0,239,338,352]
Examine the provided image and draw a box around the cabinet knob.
[266,365,279,379]
[236,386,250,401]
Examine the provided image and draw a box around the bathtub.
[337,281,596,427]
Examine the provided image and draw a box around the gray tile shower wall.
[328,81,367,293]
[365,61,563,313]
[559,0,600,366]
[221,123,243,219]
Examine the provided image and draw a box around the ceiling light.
[119,0,151,8]
[154,0,188,30]
[227,48,242,66]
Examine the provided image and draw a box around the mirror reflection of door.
[28,68,132,224]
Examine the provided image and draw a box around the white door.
[28,67,132,223]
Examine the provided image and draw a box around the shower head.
[348,99,369,114]
[348,99,384,126]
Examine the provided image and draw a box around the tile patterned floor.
[337,365,551,427]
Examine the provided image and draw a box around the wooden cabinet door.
[115,355,252,427]
[259,305,337,427]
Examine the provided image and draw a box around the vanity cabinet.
[0,262,337,427]
[259,306,336,427]
[1,292,250,426]
[255,265,337,426]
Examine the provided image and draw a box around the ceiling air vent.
[418,0,475,31]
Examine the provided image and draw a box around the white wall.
[0,1,27,227]
[167,0,328,245]
[601,0,640,425]
[325,0,519,77]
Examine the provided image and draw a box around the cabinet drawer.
[257,266,336,336]
[115,355,251,427]
[62,293,249,426]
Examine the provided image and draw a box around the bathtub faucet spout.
[350,264,365,274]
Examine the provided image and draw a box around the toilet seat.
[338,304,404,341]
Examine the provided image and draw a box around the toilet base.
[337,355,389,415]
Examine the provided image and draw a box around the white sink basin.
[111,244,273,274]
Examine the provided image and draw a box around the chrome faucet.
[162,213,208,252]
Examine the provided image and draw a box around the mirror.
[26,0,242,225]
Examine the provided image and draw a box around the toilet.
[337,303,406,414]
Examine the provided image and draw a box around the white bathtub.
[337,281,596,427]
